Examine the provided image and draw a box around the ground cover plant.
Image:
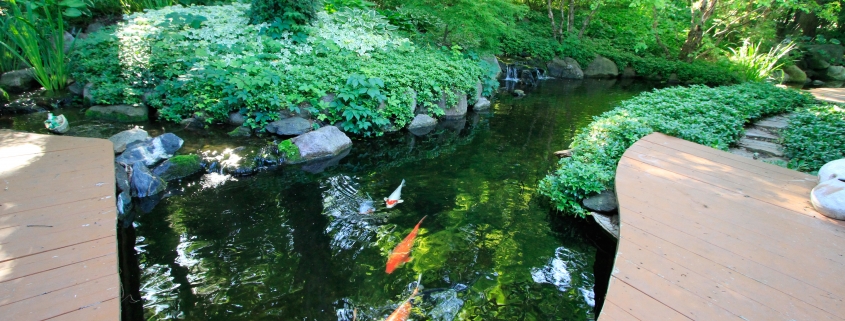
[538,83,814,217]
[782,104,845,173]
[70,3,485,136]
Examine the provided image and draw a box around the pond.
[1,78,656,321]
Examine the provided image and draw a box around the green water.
[1,79,654,321]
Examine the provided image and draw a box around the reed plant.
[728,38,796,82]
[0,0,71,91]
[0,16,24,74]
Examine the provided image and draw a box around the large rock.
[117,190,133,219]
[622,66,636,78]
[0,68,37,93]
[85,104,149,122]
[825,66,845,81]
[805,44,844,70]
[818,159,845,183]
[130,162,166,198]
[228,111,245,126]
[290,126,352,163]
[438,91,468,119]
[63,31,74,53]
[583,190,618,212]
[116,133,184,166]
[811,178,845,220]
[584,55,619,78]
[407,114,437,136]
[265,116,312,136]
[481,55,502,79]
[474,82,483,101]
[83,83,95,104]
[115,162,130,192]
[108,127,150,154]
[153,154,203,181]
[473,97,492,111]
[547,57,584,79]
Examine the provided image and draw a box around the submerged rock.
[290,125,352,163]
[265,116,313,136]
[85,104,149,122]
[116,133,183,166]
[583,190,618,213]
[811,178,845,220]
[130,162,167,197]
[109,127,150,154]
[153,154,203,181]
[228,126,252,137]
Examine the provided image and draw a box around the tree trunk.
[567,0,575,34]
[797,10,819,38]
[678,0,718,62]
[441,25,451,46]
[653,7,671,59]
[578,4,599,39]
[547,0,559,41]
[559,0,566,39]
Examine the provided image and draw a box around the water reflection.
[321,175,392,257]
[531,247,596,309]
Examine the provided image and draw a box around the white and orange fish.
[384,179,405,209]
[384,275,422,321]
[386,216,426,274]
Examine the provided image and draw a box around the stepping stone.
[744,127,779,143]
[738,137,784,157]
[754,114,793,131]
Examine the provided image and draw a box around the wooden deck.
[601,133,845,321]
[0,130,118,320]
[809,87,845,104]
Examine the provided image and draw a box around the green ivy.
[782,104,845,173]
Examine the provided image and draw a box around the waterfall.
[504,64,518,82]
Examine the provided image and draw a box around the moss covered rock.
[85,104,149,122]
[152,154,202,181]
[782,65,808,84]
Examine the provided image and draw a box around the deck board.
[809,87,845,104]
[0,130,118,321]
[600,133,845,321]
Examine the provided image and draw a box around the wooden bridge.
[0,130,118,320]
[600,133,845,321]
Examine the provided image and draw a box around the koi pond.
[1,79,656,320]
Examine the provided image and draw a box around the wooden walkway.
[809,87,845,104]
[0,130,118,320]
[600,133,845,321]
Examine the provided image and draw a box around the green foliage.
[539,83,814,217]
[499,11,559,61]
[0,0,89,92]
[728,39,796,82]
[782,104,845,173]
[248,0,319,26]
[277,139,300,161]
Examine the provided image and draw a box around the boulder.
[621,66,636,78]
[474,81,483,101]
[108,127,150,154]
[116,133,184,166]
[115,162,130,192]
[583,190,618,212]
[153,154,203,181]
[811,178,845,220]
[438,91,468,119]
[83,83,95,104]
[86,22,104,34]
[289,126,352,163]
[68,81,84,96]
[63,31,74,53]
[813,80,826,86]
[667,73,680,85]
[547,57,584,79]
[0,68,37,93]
[117,190,132,219]
[228,126,252,137]
[265,116,312,136]
[825,65,845,81]
[179,117,205,130]
[85,104,149,122]
[130,162,166,198]
[228,111,245,126]
[818,159,845,183]
[473,97,491,111]
[584,55,619,78]
[481,55,502,79]
[805,44,844,70]
[407,114,437,136]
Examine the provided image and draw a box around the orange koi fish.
[385,274,422,321]
[386,216,427,274]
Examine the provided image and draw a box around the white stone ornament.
[818,158,845,183]
[811,178,845,220]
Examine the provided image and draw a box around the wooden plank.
[604,277,690,321]
[0,211,114,262]
[0,130,113,156]
[0,188,113,218]
[0,274,118,320]
[0,237,116,281]
[0,253,117,306]
[616,234,840,320]
[598,301,640,321]
[0,167,114,203]
[619,223,844,319]
[45,297,119,321]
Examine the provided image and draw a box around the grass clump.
[277,139,300,162]
[782,104,845,173]
[539,82,814,217]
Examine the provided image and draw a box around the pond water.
[1,78,656,321]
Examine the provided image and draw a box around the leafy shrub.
[313,8,409,56]
[539,83,814,217]
[782,104,845,172]
[248,0,319,26]
[728,39,796,82]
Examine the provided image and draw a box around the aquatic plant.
[539,83,815,217]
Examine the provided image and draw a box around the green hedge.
[782,104,845,173]
[538,82,814,217]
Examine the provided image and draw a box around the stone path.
[728,113,792,164]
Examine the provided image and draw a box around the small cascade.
[536,69,553,80]
[504,64,519,82]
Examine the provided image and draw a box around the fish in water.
[359,199,375,214]
[386,216,427,274]
[385,274,422,321]
[384,179,405,209]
